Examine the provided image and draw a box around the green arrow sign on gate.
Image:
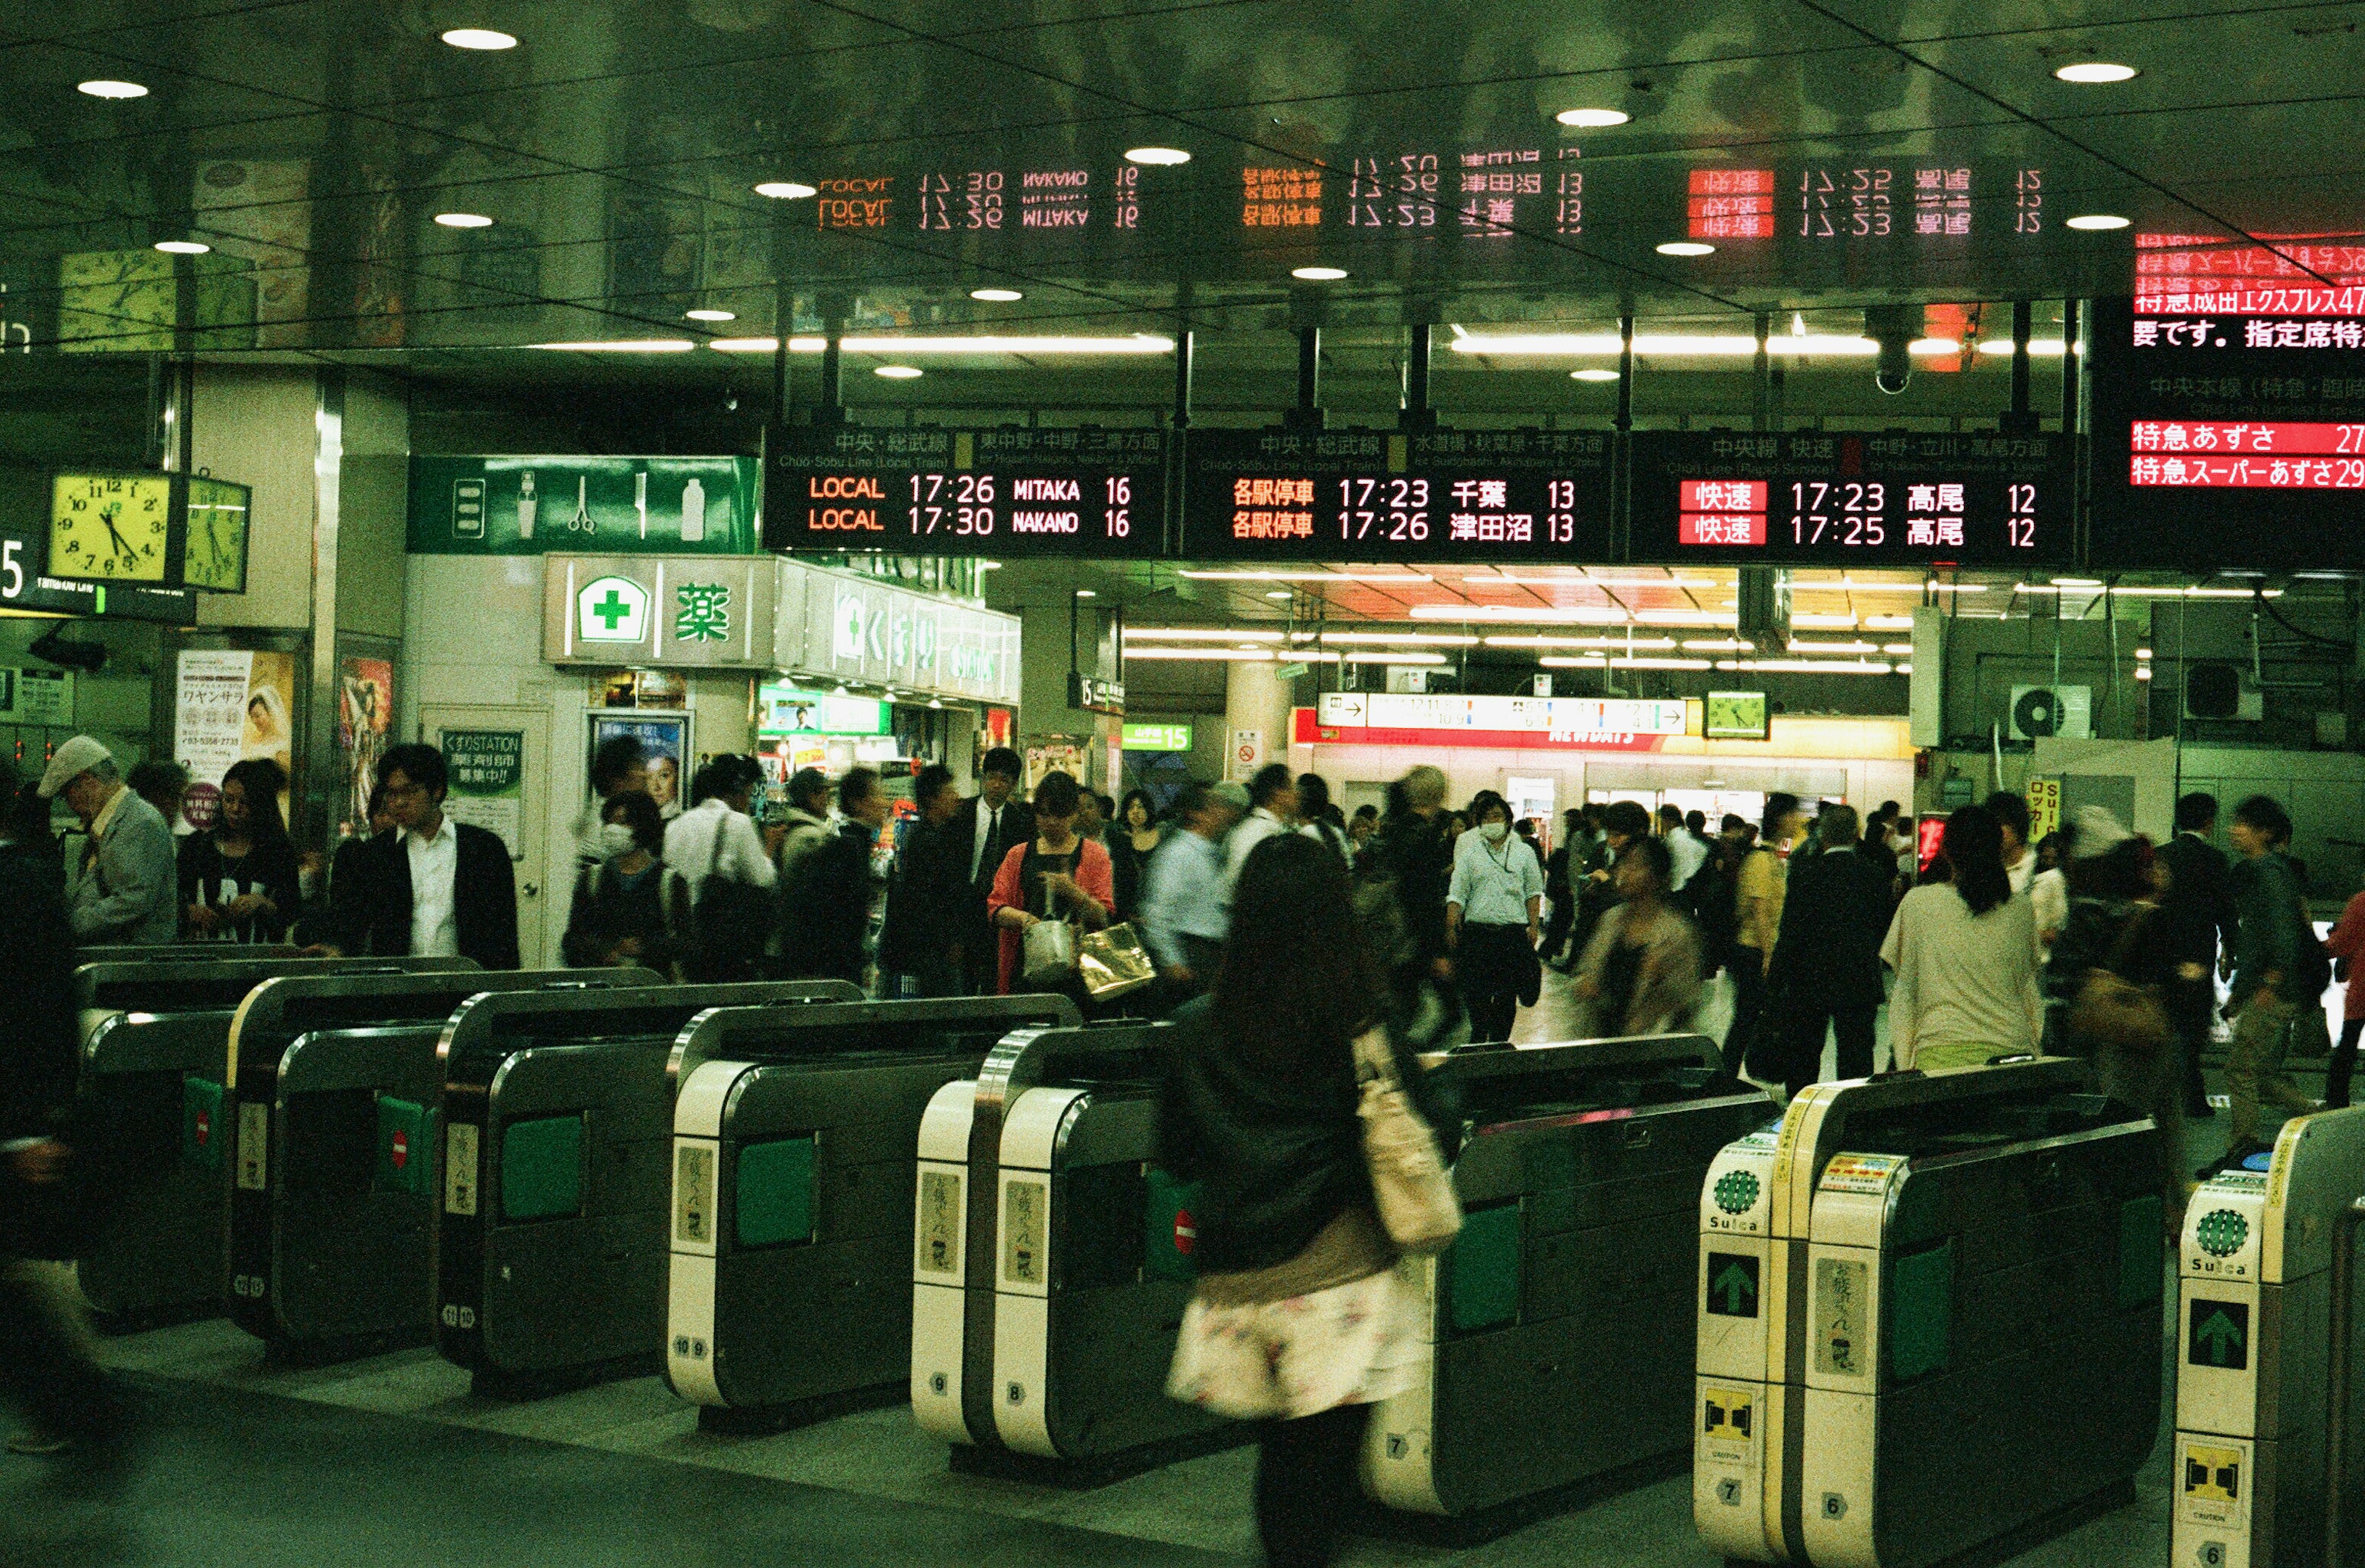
[1708,1253,1760,1318]
[2188,1300,2249,1370]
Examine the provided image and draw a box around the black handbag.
[692,817,772,980]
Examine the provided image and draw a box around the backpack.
[692,815,770,981]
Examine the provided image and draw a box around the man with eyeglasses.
[317,742,519,969]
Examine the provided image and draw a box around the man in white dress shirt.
[1224,764,1300,888]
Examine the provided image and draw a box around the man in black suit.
[1766,804,1895,1098]
[2157,791,2238,1118]
[323,742,520,970]
[945,746,1034,995]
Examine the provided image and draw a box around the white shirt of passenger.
[405,815,462,958]
[1667,828,1708,891]
[1224,806,1289,888]
[664,796,777,895]
[1447,828,1546,926]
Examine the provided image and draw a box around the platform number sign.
[2188,1299,2249,1370]
[1706,1252,1760,1318]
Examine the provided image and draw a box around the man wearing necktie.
[953,747,1034,995]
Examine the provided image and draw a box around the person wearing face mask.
[562,791,692,976]
[1445,791,1545,1043]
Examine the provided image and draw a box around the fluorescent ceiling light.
[1610,657,1713,670]
[440,27,517,48]
[1883,643,1914,655]
[1554,107,1630,127]
[1073,589,1096,598]
[874,365,923,379]
[1790,612,1859,628]
[753,181,817,200]
[2066,214,2130,231]
[1292,266,1349,281]
[1123,628,1285,641]
[153,240,211,255]
[1909,337,1960,354]
[1125,147,1191,165]
[1266,590,1292,599]
[1790,639,1878,655]
[78,79,148,99]
[1124,648,1281,661]
[1414,604,1629,624]
[969,288,1023,302]
[1572,368,1621,382]
[1175,569,1432,583]
[1342,651,1447,665]
[525,339,696,352]
[1656,241,1716,257]
[434,212,493,228]
[1485,634,1675,650]
[2134,667,2153,680]
[1976,339,2068,355]
[1863,614,1913,629]
[684,309,735,322]
[1682,638,1755,651]
[1292,631,1481,646]
[2051,576,2103,588]
[708,333,1173,355]
[2055,61,2138,83]
[1718,658,1896,675]
[1540,656,1609,668]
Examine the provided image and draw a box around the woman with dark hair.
[987,770,1113,995]
[1107,787,1163,919]
[1160,833,1438,1568]
[180,757,300,943]
[1296,774,1350,863]
[563,790,692,976]
[1878,804,2043,1070]
[1445,790,1545,1043]
[1572,837,1705,1038]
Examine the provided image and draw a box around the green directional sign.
[2188,1299,2249,1370]
[1708,1252,1760,1318]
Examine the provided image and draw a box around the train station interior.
[1,1,2363,1564]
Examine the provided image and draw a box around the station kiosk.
[1694,1059,2164,1568]
[664,995,1084,1426]
[2172,1105,2365,1568]
[72,953,469,1327]
[219,968,658,1358]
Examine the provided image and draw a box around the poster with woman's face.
[591,712,690,818]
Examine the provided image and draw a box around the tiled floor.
[13,968,2327,1566]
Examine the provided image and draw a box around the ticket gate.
[431,980,863,1390]
[665,995,1085,1428]
[1694,1058,2164,1568]
[220,968,659,1359]
[72,954,471,1328]
[912,1020,1210,1475]
[1363,1035,1769,1519]
[2172,1106,2365,1568]
[78,942,297,964]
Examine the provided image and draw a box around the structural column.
[1223,659,1294,782]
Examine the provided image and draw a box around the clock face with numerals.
[50,472,172,583]
[180,477,249,592]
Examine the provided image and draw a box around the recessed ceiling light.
[434,212,493,228]
[2055,61,2137,83]
[1571,368,1621,382]
[440,27,517,49]
[2065,213,2130,230]
[874,364,922,379]
[684,309,735,322]
[1125,147,1191,165]
[153,240,211,255]
[1291,265,1348,280]
[77,79,147,99]
[753,181,816,200]
[1656,241,1715,257]
[1554,107,1629,127]
[969,288,1023,302]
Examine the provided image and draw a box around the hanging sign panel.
[1181,427,1615,564]
[763,425,1165,558]
[1630,430,2068,565]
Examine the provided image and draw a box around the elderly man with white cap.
[40,735,179,945]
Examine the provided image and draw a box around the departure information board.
[1181,427,1614,564]
[1631,431,2066,565]
[2092,284,2365,567]
[764,424,1165,558]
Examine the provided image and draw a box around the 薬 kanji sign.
[544,556,775,669]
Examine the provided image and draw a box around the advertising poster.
[591,710,690,819]
[440,730,524,855]
[339,657,392,837]
[175,649,296,830]
[1024,738,1090,791]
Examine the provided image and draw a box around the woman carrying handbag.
[987,770,1113,995]
[1158,832,1457,1568]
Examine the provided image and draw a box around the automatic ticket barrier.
[1363,1034,1769,1518]
[431,980,862,1388]
[1694,1059,2164,1568]
[2172,1106,2365,1568]
[912,1021,1207,1473]
[73,954,471,1327]
[665,995,1084,1426]
[220,969,658,1359]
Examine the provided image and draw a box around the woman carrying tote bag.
[1158,831,1453,1568]
[987,770,1112,995]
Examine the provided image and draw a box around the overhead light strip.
[704,334,1174,355]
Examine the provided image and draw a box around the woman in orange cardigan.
[987,770,1114,994]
